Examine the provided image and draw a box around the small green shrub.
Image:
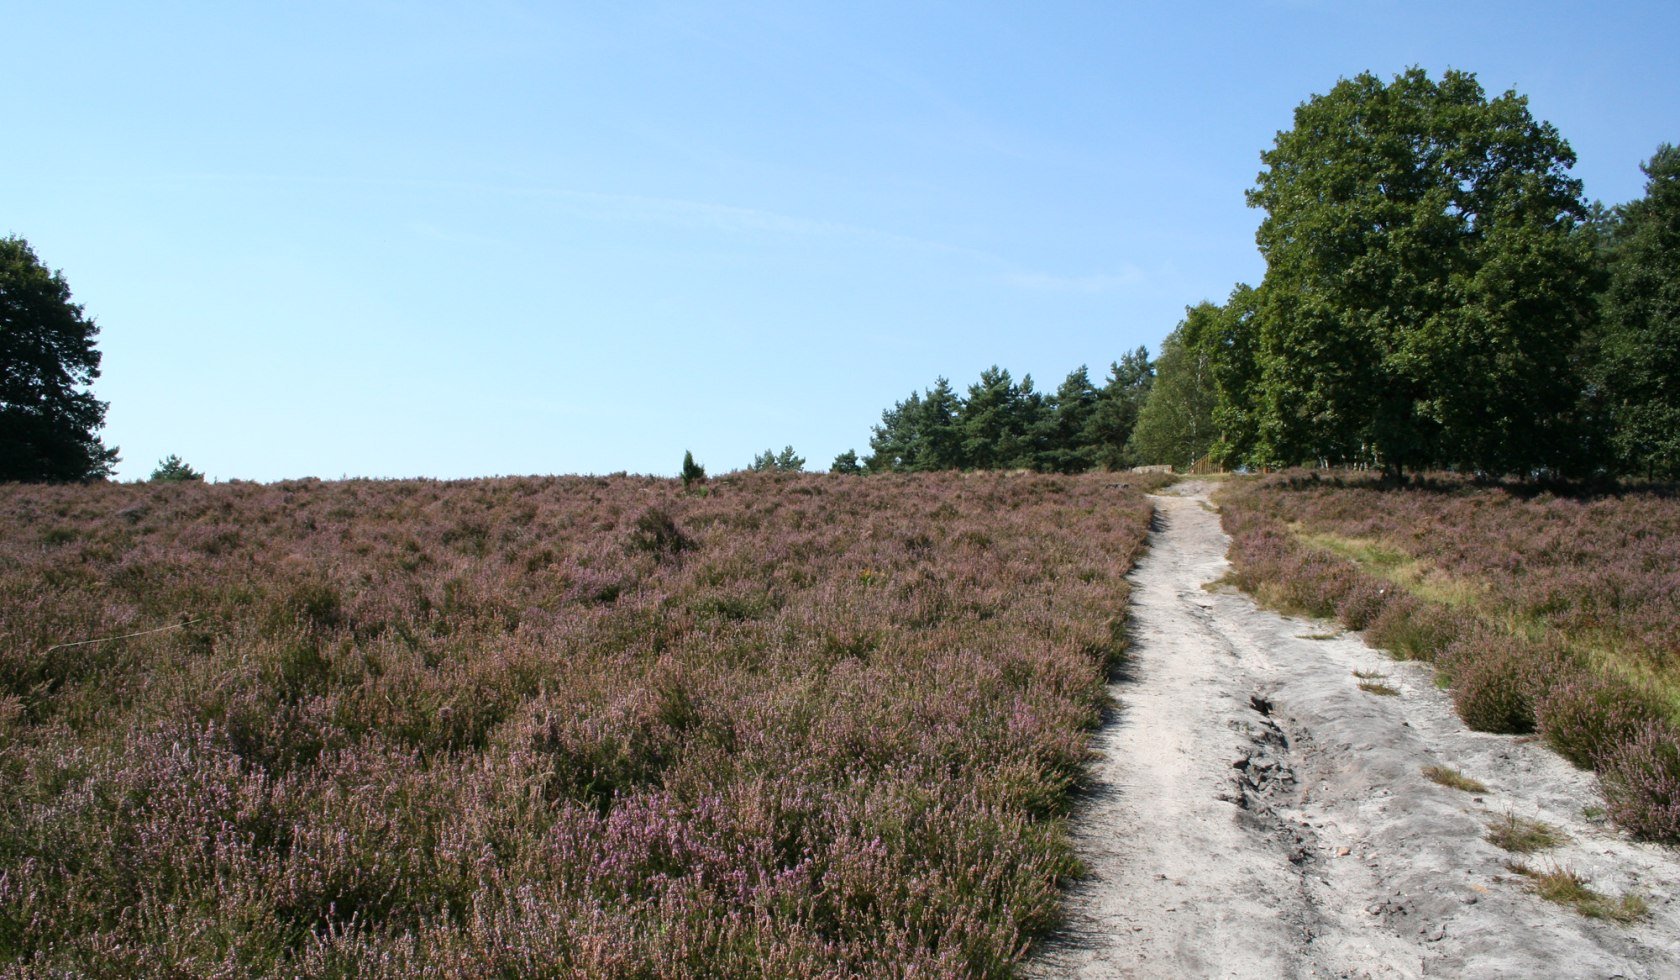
[149,454,204,483]
[1365,596,1465,661]
[1334,578,1392,630]
[1442,635,1540,734]
[627,508,694,560]
[680,451,707,489]
[1536,673,1666,768]
[1599,722,1680,844]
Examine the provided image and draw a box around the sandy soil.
[1030,480,1680,978]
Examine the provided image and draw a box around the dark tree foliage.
[1087,348,1153,470]
[149,454,204,483]
[1,237,119,482]
[1595,144,1680,479]
[1128,304,1221,470]
[959,367,1040,470]
[747,445,806,472]
[829,449,864,475]
[862,358,1155,474]
[1036,366,1101,474]
[1247,68,1596,478]
[1204,285,1261,466]
[866,377,965,472]
[680,450,706,488]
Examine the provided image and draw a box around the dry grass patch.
[1422,765,1487,794]
[1358,681,1400,697]
[1505,862,1649,923]
[1486,812,1568,853]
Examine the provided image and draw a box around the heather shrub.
[0,471,1155,972]
[1439,633,1544,734]
[1537,672,1669,768]
[1599,722,1680,844]
[1334,577,1393,630]
[626,506,693,559]
[1363,593,1466,661]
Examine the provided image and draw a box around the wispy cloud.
[172,169,1147,289]
[405,220,508,249]
[551,189,853,239]
[1004,266,1147,293]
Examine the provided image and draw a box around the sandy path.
[1030,481,1680,978]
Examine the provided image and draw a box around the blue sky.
[6,1,1676,480]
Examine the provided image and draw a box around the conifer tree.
[1,237,119,482]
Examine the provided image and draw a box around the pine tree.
[149,454,204,482]
[680,450,706,488]
[1,237,119,482]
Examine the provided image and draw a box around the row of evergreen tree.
[851,352,1153,475]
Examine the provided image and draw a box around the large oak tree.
[1247,69,1596,477]
[1595,144,1680,479]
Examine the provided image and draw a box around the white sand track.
[1030,481,1680,979]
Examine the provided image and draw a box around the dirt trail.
[1031,481,1680,978]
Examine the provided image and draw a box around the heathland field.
[0,472,1157,975]
[1220,472,1680,842]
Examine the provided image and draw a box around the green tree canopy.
[1128,305,1220,469]
[959,366,1035,470]
[829,449,863,475]
[149,454,204,483]
[865,377,965,472]
[1086,348,1152,470]
[1202,284,1261,466]
[747,445,806,472]
[1248,68,1595,477]
[1595,144,1680,479]
[1,237,119,482]
[680,450,706,488]
[862,359,1155,474]
[1035,366,1101,474]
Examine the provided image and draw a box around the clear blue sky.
[6,1,1676,480]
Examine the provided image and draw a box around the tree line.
[854,69,1678,482]
[850,353,1152,474]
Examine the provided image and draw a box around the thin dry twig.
[43,618,205,655]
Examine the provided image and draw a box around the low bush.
[1536,673,1668,769]
[1438,632,1559,735]
[1364,596,1465,662]
[1334,577,1393,630]
[1598,723,1680,844]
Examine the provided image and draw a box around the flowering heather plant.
[1438,631,1554,735]
[1536,673,1669,769]
[1600,722,1680,844]
[0,471,1153,974]
[1219,470,1680,842]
